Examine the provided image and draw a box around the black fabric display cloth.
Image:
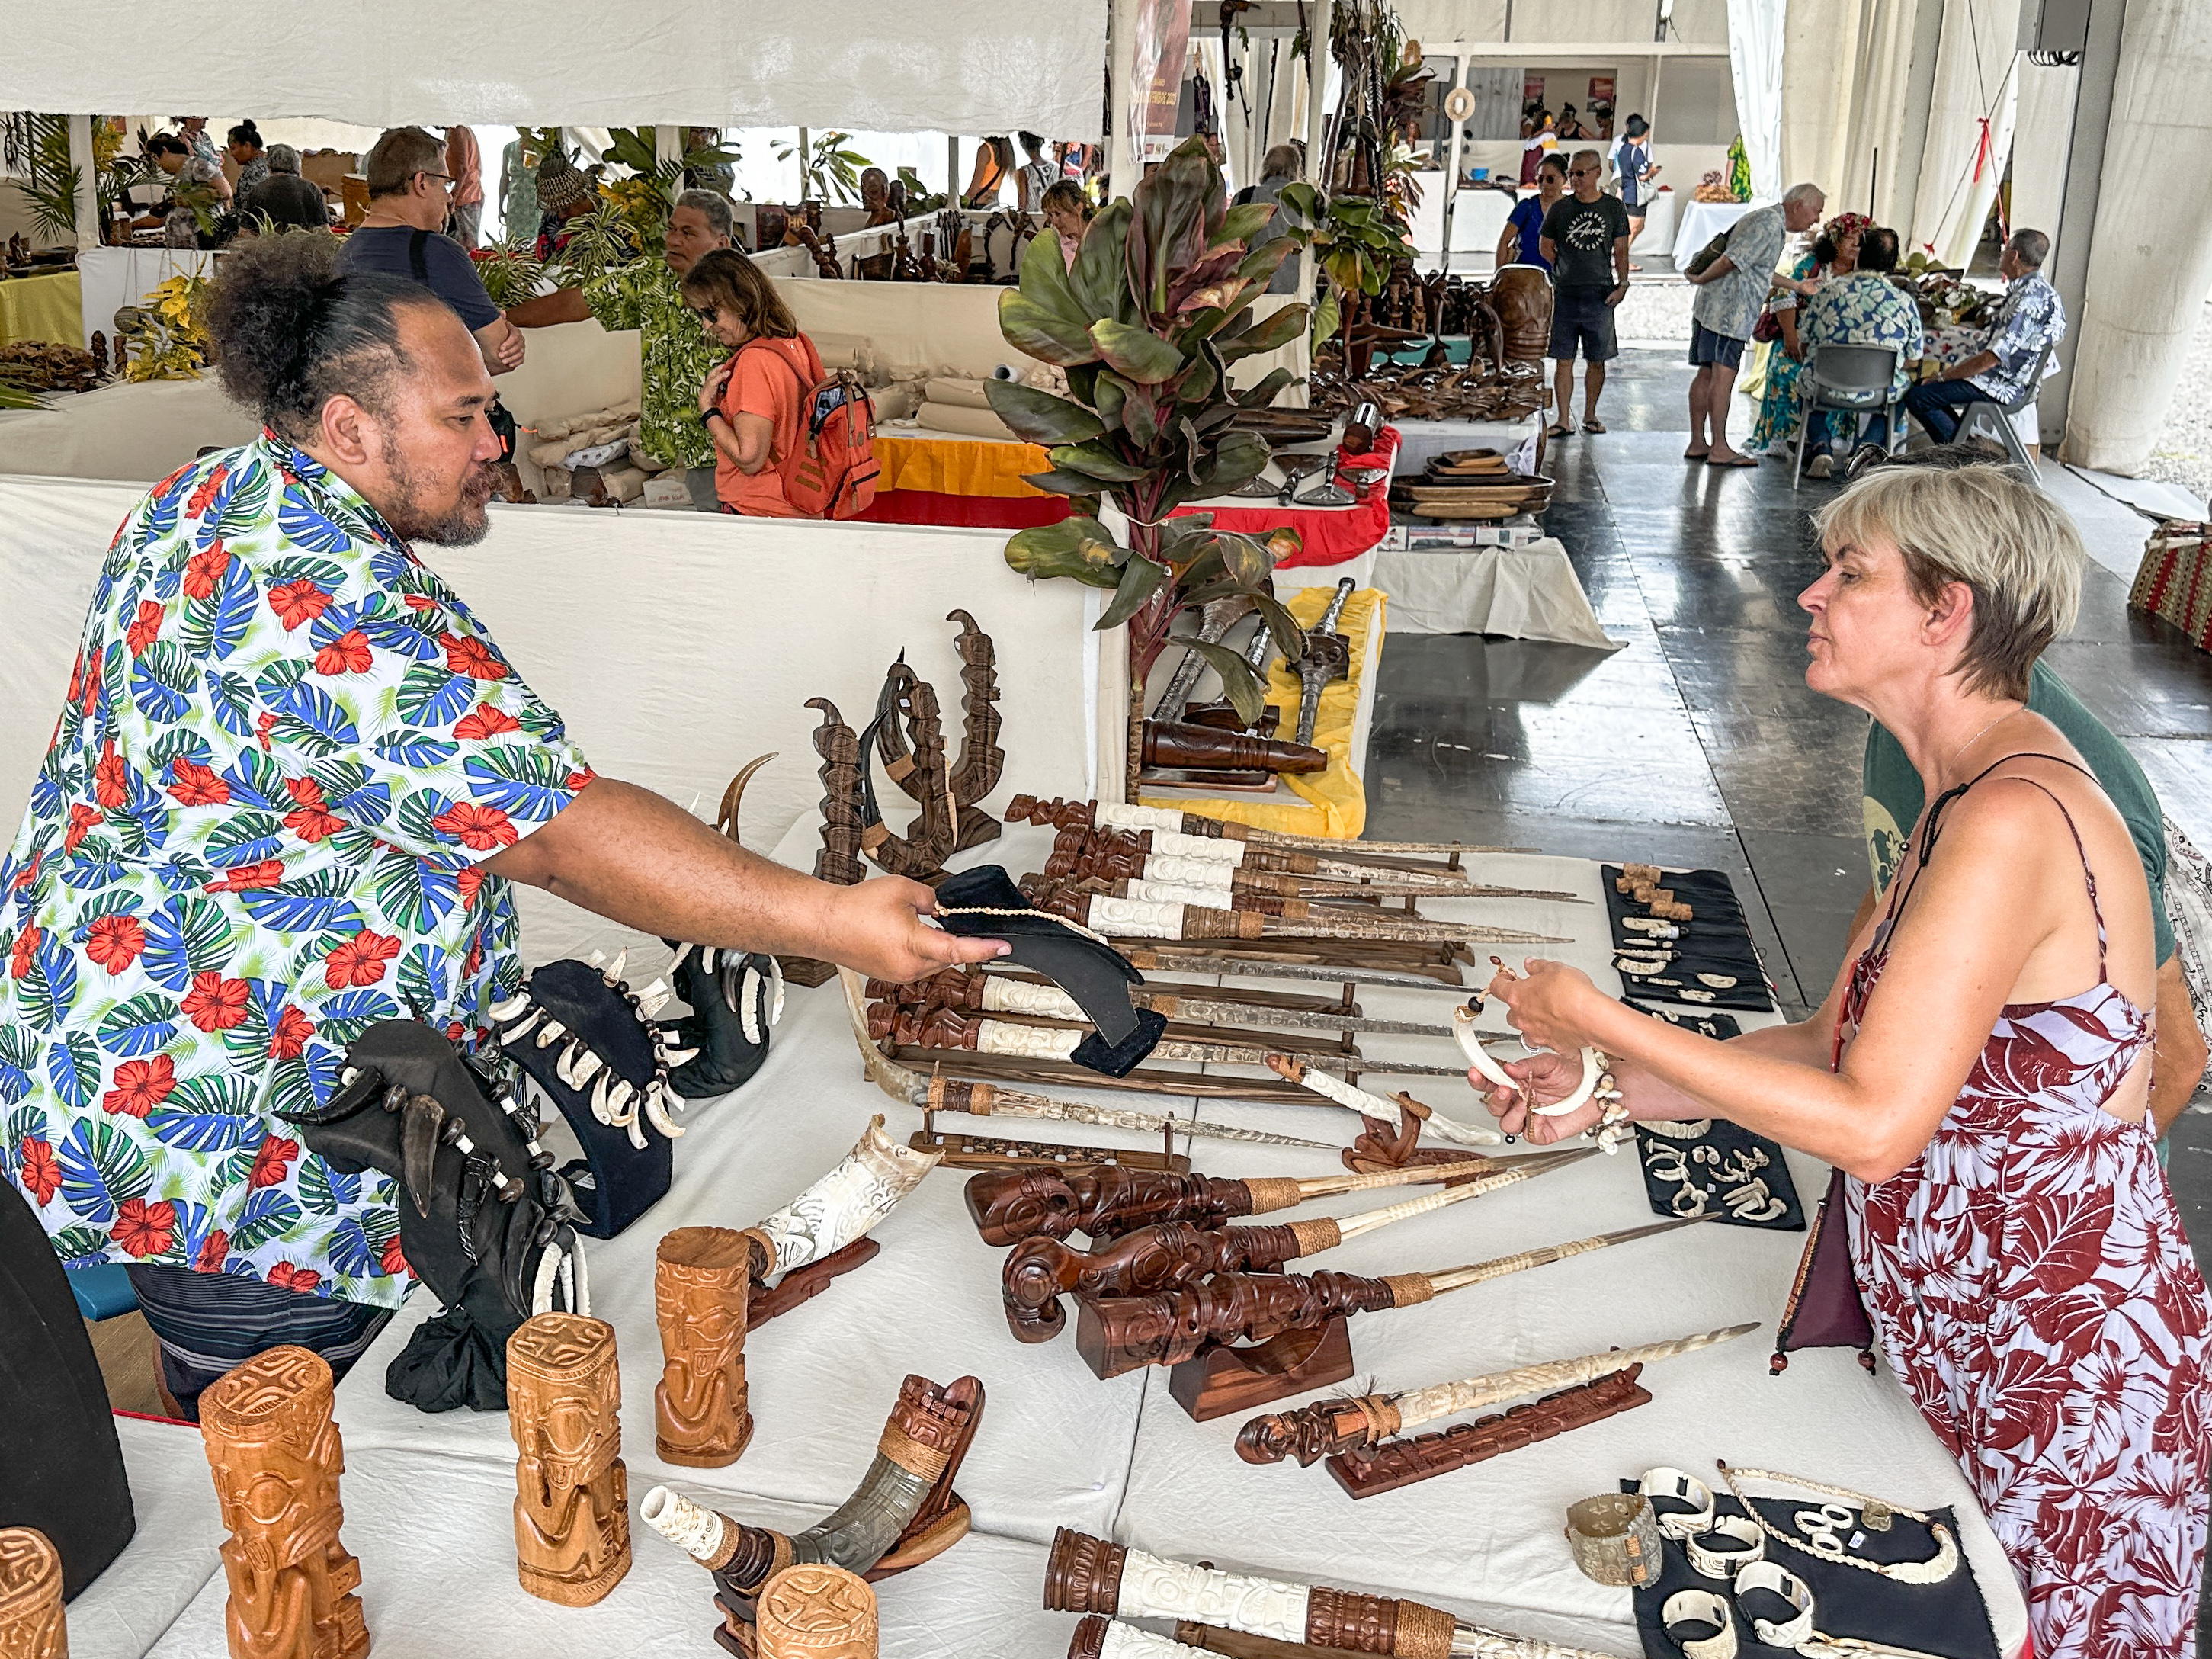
[1603,865,1774,1012]
[1633,1119,1804,1231]
[0,1176,135,1597]
[1626,1000,1743,1041]
[1625,1484,1998,1659]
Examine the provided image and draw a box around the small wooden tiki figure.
[0,1528,66,1659]
[655,1226,769,1468]
[197,1346,369,1659]
[507,1313,631,1606]
[756,1563,878,1659]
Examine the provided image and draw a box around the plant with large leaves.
[983,136,1313,743]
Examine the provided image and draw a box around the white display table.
[1376,534,1621,645]
[1672,199,1768,263]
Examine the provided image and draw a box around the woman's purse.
[1770,1166,1877,1374]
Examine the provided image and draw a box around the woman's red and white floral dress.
[1838,776,2212,1659]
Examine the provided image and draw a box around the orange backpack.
[743,336,880,520]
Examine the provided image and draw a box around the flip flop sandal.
[1546,423,1573,438]
[1706,454,1759,468]
[1582,419,1608,433]
[1683,448,1710,461]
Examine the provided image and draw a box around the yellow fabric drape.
[0,270,85,349]
[1140,586,1383,840]
[875,433,1050,498]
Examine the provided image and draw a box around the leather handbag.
[1683,229,1733,279]
[1769,1166,1877,1374]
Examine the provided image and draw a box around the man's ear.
[319,394,380,470]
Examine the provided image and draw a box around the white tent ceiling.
[0,1,1108,136]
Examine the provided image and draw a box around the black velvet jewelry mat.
[1626,1000,1743,1041]
[1603,865,1774,1012]
[1622,1487,1999,1659]
[1633,1118,1805,1231]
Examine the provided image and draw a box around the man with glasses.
[340,127,525,377]
[1538,149,1631,436]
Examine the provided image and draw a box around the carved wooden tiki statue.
[507,1313,631,1606]
[0,1528,66,1659]
[197,1346,369,1659]
[655,1226,768,1468]
[756,1562,879,1659]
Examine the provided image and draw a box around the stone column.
[2061,0,2212,472]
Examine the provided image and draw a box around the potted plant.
[983,136,1313,788]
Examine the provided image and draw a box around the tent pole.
[1108,0,1142,196]
[797,128,809,200]
[949,134,961,204]
[69,114,99,250]
[1299,0,1332,308]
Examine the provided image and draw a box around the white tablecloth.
[73,246,220,352]
[1672,198,1768,264]
[84,820,2029,1659]
[1634,190,1680,257]
[1375,536,1622,646]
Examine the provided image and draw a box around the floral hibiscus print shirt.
[0,433,591,1309]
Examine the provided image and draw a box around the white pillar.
[1726,0,1788,201]
[1839,0,1946,233]
[68,114,100,251]
[2059,0,2212,473]
[796,128,809,201]
[2006,59,2076,249]
[1909,0,2023,268]
[1108,0,1143,196]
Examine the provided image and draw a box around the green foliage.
[9,114,82,244]
[1275,182,1416,346]
[120,273,211,382]
[545,204,643,288]
[473,232,546,308]
[773,130,874,205]
[989,135,1310,715]
[894,167,947,214]
[601,127,743,242]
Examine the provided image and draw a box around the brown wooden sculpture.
[1323,1369,1653,1499]
[858,665,954,881]
[656,1226,771,1468]
[782,697,866,988]
[1004,1221,1313,1342]
[963,1160,1496,1247]
[756,1563,879,1658]
[1141,721,1327,777]
[508,1313,631,1607]
[197,1346,369,1659]
[1040,826,1486,887]
[944,609,1003,850]
[0,1529,66,1659]
[1486,263,1554,363]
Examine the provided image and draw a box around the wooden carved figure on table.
[0,1529,66,1659]
[756,1563,879,1659]
[508,1313,631,1607]
[197,1346,368,1659]
[656,1227,771,1467]
[857,664,955,881]
[944,610,1004,850]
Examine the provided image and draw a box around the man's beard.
[378,432,499,546]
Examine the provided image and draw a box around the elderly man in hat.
[509,176,737,511]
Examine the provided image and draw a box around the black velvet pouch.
[1633,1119,1804,1231]
[1626,999,1744,1040]
[1604,865,1774,1012]
[0,1178,135,1597]
[1626,1484,1997,1659]
[1772,1166,1878,1373]
[931,865,1166,1076]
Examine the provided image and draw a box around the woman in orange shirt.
[683,249,825,517]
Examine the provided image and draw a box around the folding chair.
[1954,342,2056,480]
[1792,344,1902,491]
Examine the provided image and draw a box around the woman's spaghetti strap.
[1878,752,2101,940]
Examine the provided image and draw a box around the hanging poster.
[1132,0,1196,162]
[1588,75,1617,107]
[1524,73,1547,107]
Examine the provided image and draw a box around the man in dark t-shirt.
[338,127,524,377]
[1538,149,1631,438]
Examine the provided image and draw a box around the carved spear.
[1028,887,1562,949]
[1045,823,1499,891]
[836,969,1332,1152]
[1008,795,1534,859]
[1235,1321,1763,1465]
[1046,1529,1627,1659]
[1075,1219,1699,1377]
[867,1003,1479,1080]
[1116,948,1483,993]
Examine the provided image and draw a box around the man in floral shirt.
[1904,228,2066,443]
[0,233,998,1414]
[1799,225,1924,468]
[508,191,736,509]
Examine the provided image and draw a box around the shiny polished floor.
[1363,348,2212,1282]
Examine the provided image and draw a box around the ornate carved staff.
[1044,825,1484,890]
[965,1158,1508,1247]
[1076,1220,1698,1377]
[1025,887,1560,950]
[1045,1530,1621,1659]
[1003,1148,1595,1340]
[1006,797,1524,862]
[1152,596,1257,719]
[1114,949,1483,994]
[867,1003,1474,1080]
[1043,843,1571,903]
[1236,1323,1761,1465]
[198,1346,369,1659]
[807,698,868,888]
[0,1529,66,1659]
[867,967,1473,1041]
[1292,578,1357,748]
[839,970,1332,1150]
[944,609,1004,851]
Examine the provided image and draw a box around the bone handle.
[640,1484,736,1568]
[1284,1159,1498,1202]
[1269,1056,1505,1149]
[1095,802,1188,834]
[973,1021,1084,1061]
[1392,1322,1761,1433]
[1082,896,1188,939]
[1331,1165,1526,1242]
[1149,828,1245,865]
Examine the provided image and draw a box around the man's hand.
[495,328,526,371]
[1606,283,1629,308]
[822,877,1009,984]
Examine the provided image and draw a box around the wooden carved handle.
[1075,1269,1401,1375]
[964,1166,1258,1247]
[1002,1221,1311,1342]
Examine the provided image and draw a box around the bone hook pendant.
[1453,995,1604,1118]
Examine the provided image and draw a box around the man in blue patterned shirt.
[1903,229,2065,443]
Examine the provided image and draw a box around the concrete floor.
[1364,345,2212,1231]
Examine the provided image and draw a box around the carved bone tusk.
[489,993,531,1022]
[767,955,786,1026]
[499,1007,543,1043]
[534,1019,566,1049]
[607,947,627,986]
[1452,1000,1518,1093]
[662,1046,700,1068]
[644,1083,684,1140]
[739,965,763,1044]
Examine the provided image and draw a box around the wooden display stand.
[1165,1317,1355,1423]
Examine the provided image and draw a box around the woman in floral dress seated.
[1748,212,1869,467]
[1475,461,2212,1659]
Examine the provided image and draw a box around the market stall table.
[72,246,217,352]
[1671,198,1765,265]
[1375,533,1620,644]
[0,267,83,347]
